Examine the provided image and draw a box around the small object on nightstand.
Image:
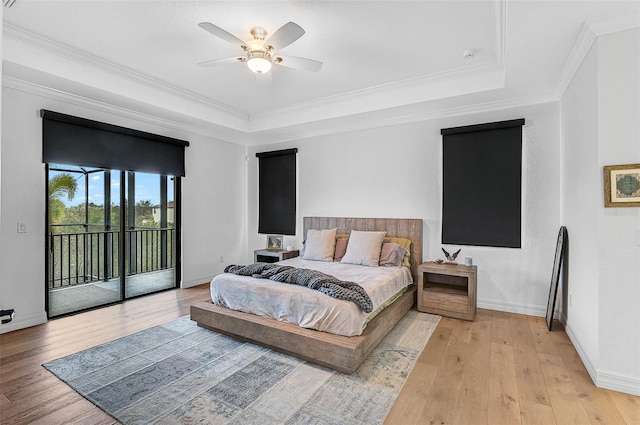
[254,249,299,263]
[417,262,477,321]
[442,247,461,261]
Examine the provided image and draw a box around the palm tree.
[49,173,78,225]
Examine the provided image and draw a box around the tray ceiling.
[3,1,639,144]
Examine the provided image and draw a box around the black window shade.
[441,119,524,248]
[257,148,297,235]
[41,110,189,176]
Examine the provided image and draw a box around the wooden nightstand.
[254,249,299,263]
[417,262,477,321]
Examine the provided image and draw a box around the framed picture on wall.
[604,163,640,207]
[266,235,283,250]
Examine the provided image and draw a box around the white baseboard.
[564,321,598,385]
[181,276,213,289]
[564,322,640,396]
[477,298,546,317]
[597,369,640,396]
[0,310,47,334]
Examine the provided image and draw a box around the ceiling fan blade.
[198,22,246,47]
[276,56,323,72]
[198,56,244,67]
[266,22,305,50]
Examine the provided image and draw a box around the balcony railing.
[49,227,175,289]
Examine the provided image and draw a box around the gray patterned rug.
[43,311,439,424]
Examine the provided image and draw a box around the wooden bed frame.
[190,217,423,374]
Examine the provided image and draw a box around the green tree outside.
[49,173,78,226]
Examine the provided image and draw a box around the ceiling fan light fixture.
[247,57,272,74]
[198,21,322,74]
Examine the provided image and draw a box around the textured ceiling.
[3,1,640,144]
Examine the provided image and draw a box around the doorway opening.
[46,164,179,318]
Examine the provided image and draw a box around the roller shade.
[441,118,525,248]
[257,148,297,235]
[41,110,189,176]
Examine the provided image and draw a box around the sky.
[50,165,174,207]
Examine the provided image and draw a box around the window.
[42,110,188,317]
[256,148,297,235]
[441,119,524,248]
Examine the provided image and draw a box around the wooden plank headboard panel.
[303,217,423,282]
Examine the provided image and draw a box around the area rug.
[43,311,439,424]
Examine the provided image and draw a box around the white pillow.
[302,228,337,262]
[341,230,387,267]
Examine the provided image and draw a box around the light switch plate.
[17,222,27,233]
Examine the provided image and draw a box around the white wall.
[181,131,247,286]
[597,28,640,392]
[561,28,640,395]
[246,102,561,316]
[0,85,246,333]
[560,42,601,375]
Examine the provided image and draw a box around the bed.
[190,217,423,373]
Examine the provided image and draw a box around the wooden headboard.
[303,217,423,282]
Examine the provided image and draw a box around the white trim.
[493,0,506,67]
[477,298,546,317]
[252,61,502,124]
[2,75,250,145]
[564,321,598,385]
[249,63,505,133]
[588,14,640,36]
[0,311,47,334]
[250,95,556,146]
[554,23,597,99]
[182,276,213,289]
[3,23,247,119]
[554,17,640,99]
[567,323,640,396]
[597,369,640,396]
[4,71,556,148]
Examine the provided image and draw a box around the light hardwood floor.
[1,285,637,424]
[385,309,640,425]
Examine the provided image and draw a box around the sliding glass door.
[46,165,179,318]
[124,171,176,298]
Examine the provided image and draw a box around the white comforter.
[209,257,413,336]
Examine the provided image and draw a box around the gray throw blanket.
[224,263,373,313]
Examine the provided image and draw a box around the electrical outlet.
[220,256,224,263]
[17,222,27,233]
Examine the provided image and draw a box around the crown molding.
[3,23,248,121]
[554,15,640,99]
[250,61,505,132]
[587,14,640,36]
[3,75,250,145]
[5,69,556,149]
[493,0,506,67]
[249,94,557,146]
[252,60,501,120]
[553,22,598,98]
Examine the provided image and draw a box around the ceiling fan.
[197,21,323,75]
